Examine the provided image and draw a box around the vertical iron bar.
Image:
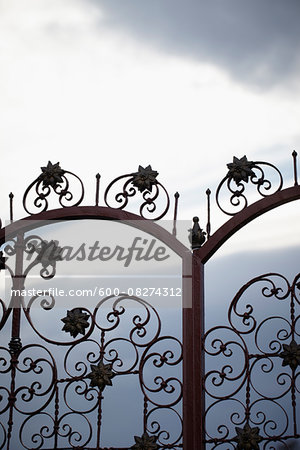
[290,285,297,435]
[193,254,205,450]
[206,189,211,239]
[292,151,298,186]
[6,361,16,450]
[9,193,14,223]
[143,396,148,433]
[245,358,251,425]
[182,252,194,449]
[96,392,103,449]
[7,233,25,449]
[95,173,101,206]
[172,192,179,236]
[10,233,24,347]
[182,252,205,449]
[53,385,59,449]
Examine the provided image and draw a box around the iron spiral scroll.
[203,272,300,449]
[23,161,84,215]
[216,156,283,216]
[104,165,170,220]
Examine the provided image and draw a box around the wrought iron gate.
[0,155,299,449]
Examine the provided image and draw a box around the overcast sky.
[0,0,300,248]
[0,3,299,447]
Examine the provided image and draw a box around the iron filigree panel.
[0,292,183,449]
[0,231,183,449]
[203,273,300,449]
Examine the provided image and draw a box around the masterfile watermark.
[19,236,170,268]
[10,286,182,298]
[2,219,192,308]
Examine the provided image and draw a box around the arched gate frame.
[0,155,299,449]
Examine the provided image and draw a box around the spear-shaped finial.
[9,192,14,223]
[292,150,298,186]
[206,188,211,239]
[172,192,180,236]
[95,173,101,206]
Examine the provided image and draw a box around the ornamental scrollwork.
[204,272,299,448]
[104,165,170,220]
[216,156,283,215]
[8,293,183,448]
[23,161,84,215]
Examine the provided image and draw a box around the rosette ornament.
[104,164,170,219]
[279,339,300,370]
[233,423,263,450]
[61,308,90,338]
[86,361,115,391]
[23,161,84,214]
[216,155,283,215]
[131,432,159,450]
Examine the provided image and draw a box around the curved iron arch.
[196,185,300,263]
[0,206,190,260]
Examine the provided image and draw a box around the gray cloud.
[90,0,300,88]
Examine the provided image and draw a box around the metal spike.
[172,192,180,236]
[9,192,14,223]
[292,150,298,186]
[206,188,211,239]
[95,173,101,206]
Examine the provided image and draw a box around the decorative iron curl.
[204,398,246,441]
[94,294,161,347]
[57,411,92,448]
[0,421,6,450]
[216,156,283,215]
[23,161,84,215]
[19,412,55,449]
[14,344,57,415]
[292,273,300,308]
[139,336,183,408]
[203,326,248,399]
[0,347,11,376]
[104,165,170,219]
[63,378,99,414]
[24,297,94,346]
[249,356,292,400]
[228,273,290,335]
[145,406,183,447]
[64,338,101,379]
[0,300,9,331]
[249,398,289,438]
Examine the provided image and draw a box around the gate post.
[193,254,205,449]
[183,252,205,449]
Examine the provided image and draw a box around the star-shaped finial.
[131,165,158,192]
[39,161,65,188]
[227,156,255,184]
